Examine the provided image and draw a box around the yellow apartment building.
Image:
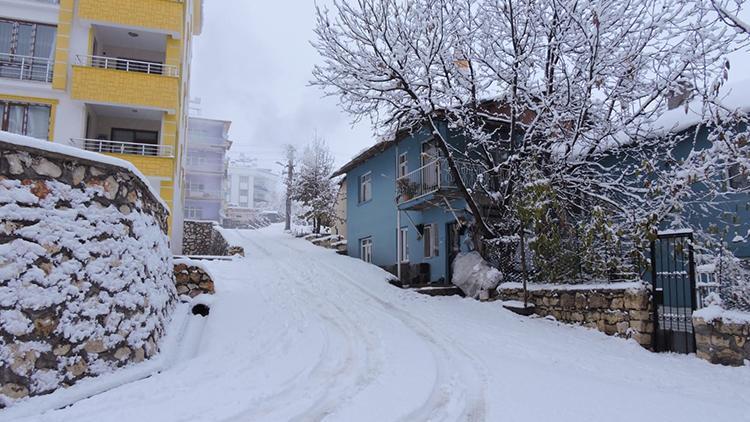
[0,0,203,252]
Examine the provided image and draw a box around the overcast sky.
[190,1,371,172]
[190,1,750,173]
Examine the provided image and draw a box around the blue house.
[332,122,479,285]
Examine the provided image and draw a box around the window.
[728,163,749,190]
[423,224,440,258]
[399,228,409,263]
[0,101,51,139]
[0,19,57,82]
[185,206,202,220]
[111,128,159,145]
[398,153,408,178]
[359,172,372,203]
[360,237,373,263]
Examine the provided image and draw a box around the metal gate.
[650,230,697,354]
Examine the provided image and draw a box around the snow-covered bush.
[452,252,503,299]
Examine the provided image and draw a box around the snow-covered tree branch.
[313,0,748,282]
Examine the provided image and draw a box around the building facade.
[184,117,231,222]
[0,0,203,252]
[332,124,476,285]
[226,161,279,211]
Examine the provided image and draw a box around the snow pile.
[498,281,646,292]
[452,252,503,299]
[694,305,750,325]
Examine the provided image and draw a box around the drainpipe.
[396,145,401,283]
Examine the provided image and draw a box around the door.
[650,231,697,354]
[421,141,440,192]
[446,222,462,284]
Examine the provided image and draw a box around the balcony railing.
[75,55,179,77]
[186,190,221,200]
[396,158,483,205]
[71,138,174,157]
[0,53,54,82]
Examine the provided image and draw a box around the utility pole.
[282,145,296,231]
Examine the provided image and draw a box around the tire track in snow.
[316,261,488,422]
[219,231,385,422]
[236,231,487,421]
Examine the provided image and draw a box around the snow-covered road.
[10,226,750,421]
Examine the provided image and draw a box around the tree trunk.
[426,117,495,240]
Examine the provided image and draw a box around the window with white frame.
[360,237,373,263]
[185,206,202,220]
[359,172,372,203]
[423,224,440,258]
[398,153,408,178]
[399,227,409,263]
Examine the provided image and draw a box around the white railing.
[186,190,221,200]
[396,158,484,204]
[71,138,174,157]
[75,55,179,77]
[396,159,442,204]
[696,265,720,309]
[0,53,54,82]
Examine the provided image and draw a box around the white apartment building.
[226,160,280,211]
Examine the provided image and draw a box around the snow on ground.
[7,225,750,421]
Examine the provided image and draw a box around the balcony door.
[0,19,56,82]
[111,128,159,155]
[421,141,439,192]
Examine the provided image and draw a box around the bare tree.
[313,0,747,279]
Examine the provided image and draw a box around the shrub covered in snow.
[0,136,175,406]
[452,252,503,299]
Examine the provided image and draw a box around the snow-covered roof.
[650,79,750,136]
[0,131,169,211]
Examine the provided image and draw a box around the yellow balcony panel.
[105,153,174,179]
[77,0,184,36]
[71,65,179,112]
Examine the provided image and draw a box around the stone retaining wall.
[0,137,175,406]
[693,308,750,366]
[497,283,654,348]
[182,220,244,257]
[174,261,215,298]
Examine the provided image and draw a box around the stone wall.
[182,220,244,257]
[0,137,175,406]
[693,307,750,366]
[174,261,215,298]
[497,282,654,348]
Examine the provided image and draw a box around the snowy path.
[10,226,750,421]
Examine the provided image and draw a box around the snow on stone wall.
[693,306,750,366]
[497,282,654,347]
[0,137,175,407]
[182,220,244,257]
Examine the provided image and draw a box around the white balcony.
[75,55,179,77]
[0,53,54,83]
[186,190,221,201]
[396,158,483,206]
[71,138,174,158]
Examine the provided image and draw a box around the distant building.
[226,161,280,211]
[184,117,232,222]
